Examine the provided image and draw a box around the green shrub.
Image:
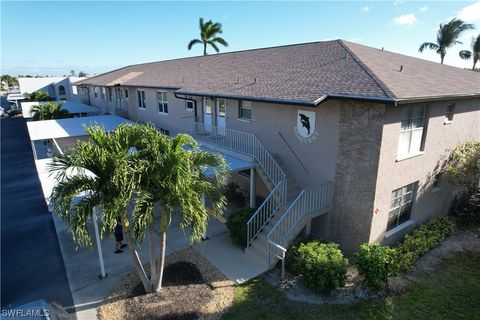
[224,181,244,204]
[286,240,348,293]
[8,109,22,117]
[27,91,52,101]
[355,243,399,289]
[226,207,256,247]
[397,216,455,271]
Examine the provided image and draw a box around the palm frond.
[211,37,229,47]
[188,39,203,50]
[459,50,472,60]
[418,42,439,52]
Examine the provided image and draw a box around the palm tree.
[419,18,475,64]
[188,18,229,55]
[459,34,480,70]
[130,125,228,291]
[49,123,228,293]
[31,101,70,121]
[49,124,153,291]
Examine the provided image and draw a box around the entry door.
[216,99,226,135]
[203,97,213,132]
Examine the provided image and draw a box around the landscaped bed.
[222,228,480,319]
[98,248,235,320]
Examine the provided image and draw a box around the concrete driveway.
[0,118,74,310]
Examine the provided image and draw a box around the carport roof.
[22,101,101,118]
[26,115,133,141]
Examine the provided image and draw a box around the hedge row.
[396,216,455,271]
[285,216,456,291]
[356,216,456,288]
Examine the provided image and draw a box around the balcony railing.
[178,118,287,247]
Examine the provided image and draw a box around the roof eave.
[395,93,480,105]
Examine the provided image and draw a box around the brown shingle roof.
[75,40,480,105]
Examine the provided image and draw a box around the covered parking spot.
[21,101,101,119]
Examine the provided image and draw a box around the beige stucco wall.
[370,97,480,245]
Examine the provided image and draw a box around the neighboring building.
[74,40,480,265]
[18,76,87,101]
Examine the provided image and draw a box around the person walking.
[114,216,127,254]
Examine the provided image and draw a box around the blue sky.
[1,1,479,76]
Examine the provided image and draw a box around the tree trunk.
[440,53,445,64]
[203,43,207,56]
[473,58,478,71]
[148,225,157,285]
[122,214,153,293]
[154,208,168,292]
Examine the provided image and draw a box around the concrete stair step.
[245,246,269,268]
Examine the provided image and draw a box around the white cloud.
[393,0,404,6]
[361,5,370,13]
[392,13,417,26]
[456,2,480,22]
[419,6,428,12]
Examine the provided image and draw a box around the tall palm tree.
[31,101,70,121]
[459,34,480,70]
[188,17,229,55]
[49,123,227,293]
[130,126,228,291]
[49,124,153,291]
[419,18,475,64]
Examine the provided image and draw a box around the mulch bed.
[98,248,235,320]
[265,228,480,304]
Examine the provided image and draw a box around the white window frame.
[239,100,252,121]
[94,87,98,99]
[397,105,426,160]
[137,89,146,109]
[101,87,106,100]
[204,97,213,114]
[185,100,194,112]
[387,182,417,232]
[444,103,455,124]
[157,91,168,114]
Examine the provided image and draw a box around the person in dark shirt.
[114,216,127,254]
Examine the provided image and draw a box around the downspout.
[174,92,198,122]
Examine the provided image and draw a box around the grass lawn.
[222,252,480,320]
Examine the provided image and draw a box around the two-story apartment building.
[73,40,480,265]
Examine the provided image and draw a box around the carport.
[26,114,255,280]
[22,101,101,119]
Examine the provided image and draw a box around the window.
[388,182,417,231]
[445,104,455,123]
[218,99,226,117]
[108,87,113,102]
[101,87,106,100]
[239,100,252,120]
[94,87,99,98]
[157,91,168,113]
[204,98,213,114]
[58,85,66,96]
[432,173,442,190]
[137,90,146,109]
[124,89,129,98]
[397,105,426,159]
[185,100,194,111]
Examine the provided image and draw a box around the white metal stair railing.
[267,182,332,265]
[178,118,287,246]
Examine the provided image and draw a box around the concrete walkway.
[52,209,266,320]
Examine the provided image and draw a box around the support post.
[303,218,312,238]
[249,167,256,208]
[201,195,208,241]
[93,206,107,279]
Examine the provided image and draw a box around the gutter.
[395,93,480,105]
[173,92,198,122]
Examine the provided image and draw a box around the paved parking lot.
[0,117,73,310]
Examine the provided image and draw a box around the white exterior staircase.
[178,118,332,269]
